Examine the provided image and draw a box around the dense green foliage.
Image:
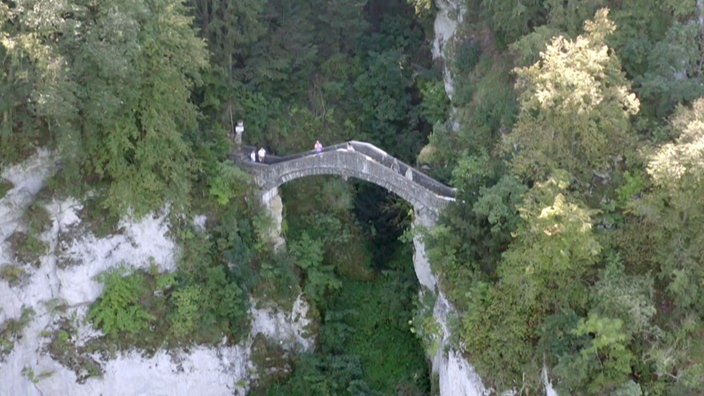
[1,0,208,216]
[87,262,249,350]
[6,0,704,394]
[65,0,434,391]
[262,245,429,395]
[424,1,704,394]
[88,267,157,340]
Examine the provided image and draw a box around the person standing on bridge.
[391,158,400,173]
[234,120,244,147]
[314,140,323,155]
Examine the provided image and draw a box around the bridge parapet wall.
[346,141,456,199]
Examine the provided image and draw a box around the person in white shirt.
[234,120,244,146]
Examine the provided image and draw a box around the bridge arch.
[235,141,455,219]
[234,141,455,292]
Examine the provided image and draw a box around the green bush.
[87,255,251,349]
[616,170,645,208]
[262,353,370,396]
[173,223,213,283]
[208,161,251,206]
[320,273,429,394]
[420,80,450,126]
[168,285,204,341]
[164,264,250,345]
[78,196,122,238]
[166,264,250,345]
[289,233,341,307]
[203,266,249,339]
[453,39,481,75]
[87,267,155,342]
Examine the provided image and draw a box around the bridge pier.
[260,186,285,251]
[412,206,439,293]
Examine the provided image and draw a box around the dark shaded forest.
[1,0,704,394]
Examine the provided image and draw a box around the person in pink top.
[314,140,323,154]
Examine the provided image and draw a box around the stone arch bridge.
[232,140,456,292]
[233,140,456,220]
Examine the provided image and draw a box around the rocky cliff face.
[432,0,466,100]
[0,151,312,395]
[413,209,488,396]
[426,2,558,394]
[422,2,493,394]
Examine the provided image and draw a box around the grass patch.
[0,178,13,199]
[42,298,69,315]
[22,366,55,384]
[23,201,52,234]
[46,318,104,383]
[78,196,122,238]
[0,307,35,361]
[7,231,48,267]
[250,333,293,388]
[0,264,28,286]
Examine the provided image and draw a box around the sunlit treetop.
[506,8,639,185]
[647,98,704,186]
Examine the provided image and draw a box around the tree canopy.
[428,2,704,394]
[4,0,704,394]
